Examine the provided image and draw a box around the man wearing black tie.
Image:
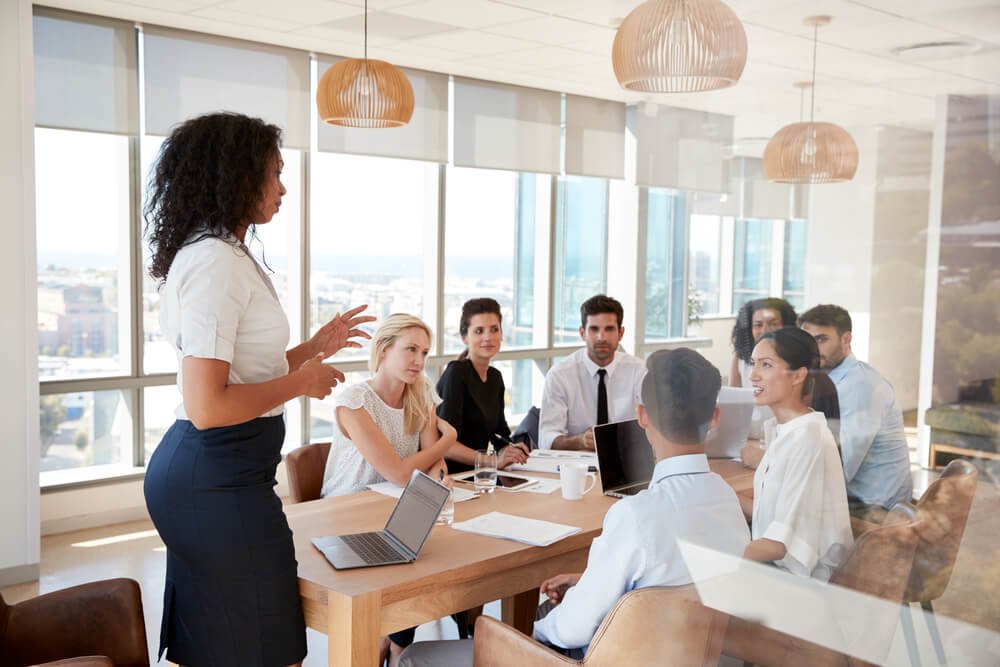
[539,295,646,450]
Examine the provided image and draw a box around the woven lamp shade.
[763,121,859,184]
[612,0,747,93]
[317,58,414,128]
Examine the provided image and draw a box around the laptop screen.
[384,471,450,555]
[594,419,655,491]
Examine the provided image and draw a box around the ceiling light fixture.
[763,16,858,184]
[890,40,981,61]
[316,0,414,128]
[612,0,747,93]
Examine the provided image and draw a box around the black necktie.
[596,369,609,426]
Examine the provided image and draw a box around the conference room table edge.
[287,458,756,667]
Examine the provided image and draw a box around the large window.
[36,129,131,382]
[310,152,432,354]
[645,189,688,340]
[688,214,725,315]
[553,177,608,344]
[733,218,776,310]
[783,218,808,310]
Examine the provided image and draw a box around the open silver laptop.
[704,387,756,459]
[594,419,655,498]
[311,470,450,570]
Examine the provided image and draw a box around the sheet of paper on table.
[367,481,477,503]
[450,511,581,547]
[508,450,597,474]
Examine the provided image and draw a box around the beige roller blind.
[316,57,448,163]
[143,27,310,149]
[453,77,561,174]
[565,94,626,179]
[630,105,733,193]
[33,8,137,134]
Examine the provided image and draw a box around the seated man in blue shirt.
[798,304,913,517]
[397,348,750,666]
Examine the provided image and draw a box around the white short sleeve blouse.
[320,381,442,498]
[159,234,290,419]
[752,411,854,580]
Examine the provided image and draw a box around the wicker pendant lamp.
[612,0,747,93]
[316,0,414,128]
[763,16,858,183]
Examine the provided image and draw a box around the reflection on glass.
[310,153,428,360]
[554,177,608,344]
[783,218,808,309]
[733,218,774,311]
[36,128,131,380]
[39,390,133,476]
[689,214,724,315]
[646,189,688,340]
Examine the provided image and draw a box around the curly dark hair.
[731,297,798,364]
[144,112,282,281]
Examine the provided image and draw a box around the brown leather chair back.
[723,504,921,667]
[473,585,726,667]
[0,578,149,667]
[285,442,331,503]
[906,459,977,602]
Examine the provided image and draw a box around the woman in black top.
[436,298,528,473]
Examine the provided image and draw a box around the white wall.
[0,0,40,586]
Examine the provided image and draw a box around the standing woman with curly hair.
[143,112,373,667]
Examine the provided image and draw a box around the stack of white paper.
[508,450,597,474]
[450,511,581,547]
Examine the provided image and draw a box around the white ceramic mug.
[559,462,596,500]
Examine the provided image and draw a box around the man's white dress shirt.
[752,411,854,580]
[532,454,750,651]
[160,234,289,420]
[538,347,646,450]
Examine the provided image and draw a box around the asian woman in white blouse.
[740,327,853,580]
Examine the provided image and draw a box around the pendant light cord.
[809,23,818,124]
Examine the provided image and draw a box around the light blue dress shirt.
[532,454,750,652]
[828,354,913,508]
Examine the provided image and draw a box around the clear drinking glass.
[436,488,455,525]
[474,450,498,494]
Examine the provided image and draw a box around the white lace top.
[319,380,441,497]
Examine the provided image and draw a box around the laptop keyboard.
[342,532,407,565]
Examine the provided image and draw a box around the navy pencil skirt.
[144,416,306,667]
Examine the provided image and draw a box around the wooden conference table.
[286,459,755,667]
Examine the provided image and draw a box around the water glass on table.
[474,450,498,494]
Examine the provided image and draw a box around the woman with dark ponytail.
[436,298,529,473]
[740,327,853,581]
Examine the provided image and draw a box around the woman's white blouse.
[752,411,854,580]
[320,381,442,498]
[160,234,289,420]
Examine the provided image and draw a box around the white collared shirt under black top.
[160,233,289,420]
[532,454,751,651]
[538,347,646,450]
[752,411,854,580]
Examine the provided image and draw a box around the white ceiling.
[40,0,1000,137]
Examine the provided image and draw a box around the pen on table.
[556,465,599,473]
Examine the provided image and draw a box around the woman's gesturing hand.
[297,353,345,399]
[311,304,377,359]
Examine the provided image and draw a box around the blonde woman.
[320,314,456,497]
